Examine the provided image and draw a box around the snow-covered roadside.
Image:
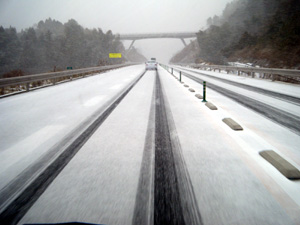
[159,66,300,224]
[228,62,258,68]
[0,65,145,190]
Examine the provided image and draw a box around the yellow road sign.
[109,53,122,58]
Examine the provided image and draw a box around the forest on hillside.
[171,0,300,68]
[0,18,144,77]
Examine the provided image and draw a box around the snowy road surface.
[0,65,299,224]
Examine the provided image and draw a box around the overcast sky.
[0,0,232,62]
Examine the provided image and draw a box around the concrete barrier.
[222,118,243,130]
[259,150,300,179]
[205,102,218,110]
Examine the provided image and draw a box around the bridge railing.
[175,63,300,80]
[0,63,135,96]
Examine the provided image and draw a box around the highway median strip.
[259,150,300,180]
[222,118,243,131]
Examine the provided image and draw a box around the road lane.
[154,72,186,225]
[154,71,203,225]
[0,65,145,191]
[0,69,146,224]
[18,71,156,225]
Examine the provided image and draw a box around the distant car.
[145,60,157,70]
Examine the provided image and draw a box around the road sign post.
[179,71,182,82]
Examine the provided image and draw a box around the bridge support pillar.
[128,40,136,51]
[180,38,187,46]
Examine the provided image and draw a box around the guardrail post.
[26,83,30,92]
[202,81,207,102]
[179,71,182,82]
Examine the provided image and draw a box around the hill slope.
[171,0,300,68]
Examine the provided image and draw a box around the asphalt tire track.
[153,71,203,225]
[0,70,146,225]
[183,72,300,135]
[154,71,185,225]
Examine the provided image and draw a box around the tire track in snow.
[132,71,202,225]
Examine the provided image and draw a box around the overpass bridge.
[118,32,197,50]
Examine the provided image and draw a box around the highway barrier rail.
[160,62,300,102]
[175,63,300,81]
[0,63,135,96]
[160,63,196,82]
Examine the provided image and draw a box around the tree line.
[199,0,300,66]
[0,18,126,76]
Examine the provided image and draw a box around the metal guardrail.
[0,63,135,95]
[160,64,192,82]
[176,63,300,78]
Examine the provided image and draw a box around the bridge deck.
[118,32,197,40]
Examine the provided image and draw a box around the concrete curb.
[195,94,203,99]
[259,150,300,179]
[205,102,218,110]
[222,118,243,130]
[188,88,195,92]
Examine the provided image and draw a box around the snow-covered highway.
[0,65,300,225]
